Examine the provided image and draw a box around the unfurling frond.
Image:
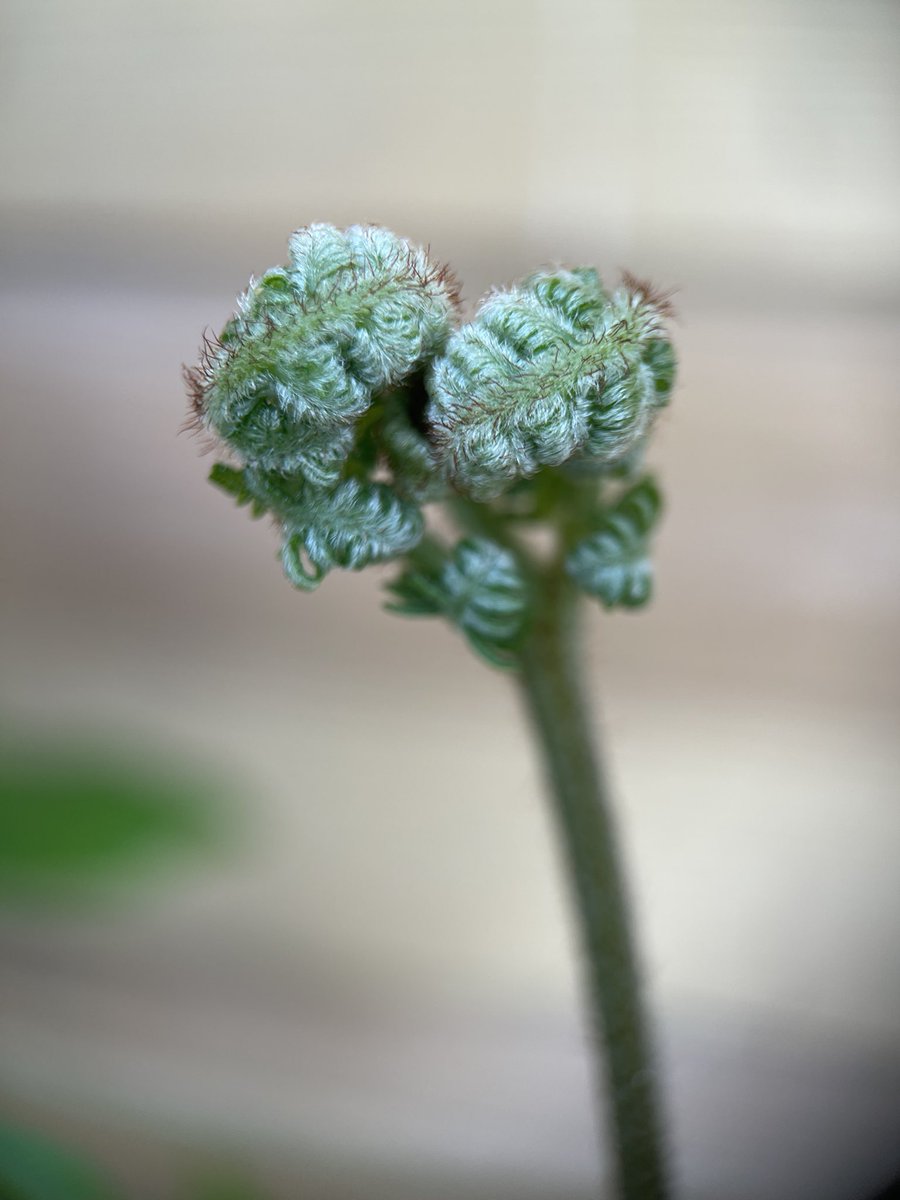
[190,226,676,614]
[386,537,529,667]
[209,463,423,591]
[187,224,458,476]
[280,478,424,590]
[427,268,675,500]
[566,477,664,609]
[189,225,458,586]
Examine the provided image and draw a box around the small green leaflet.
[383,536,447,616]
[281,478,424,589]
[566,476,663,609]
[209,466,424,590]
[386,537,529,668]
[208,464,268,518]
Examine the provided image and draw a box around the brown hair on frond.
[180,329,221,452]
[620,271,677,318]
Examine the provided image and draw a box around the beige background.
[1,2,899,1197]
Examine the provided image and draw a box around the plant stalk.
[518,563,670,1200]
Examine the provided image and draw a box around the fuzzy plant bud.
[188,224,458,478]
[426,268,675,500]
[187,224,458,587]
[188,225,676,622]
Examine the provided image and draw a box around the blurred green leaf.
[0,736,219,900]
[186,1171,267,1200]
[0,1124,121,1200]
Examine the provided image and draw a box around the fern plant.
[187,224,676,1200]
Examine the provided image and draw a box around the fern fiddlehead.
[187,223,458,586]
[187,225,677,1200]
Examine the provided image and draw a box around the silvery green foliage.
[566,477,663,609]
[280,479,424,590]
[190,227,676,631]
[427,268,675,500]
[209,464,423,590]
[189,225,457,587]
[189,224,458,476]
[386,537,529,667]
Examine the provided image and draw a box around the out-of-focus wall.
[2,0,898,297]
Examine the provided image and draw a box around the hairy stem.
[518,563,670,1200]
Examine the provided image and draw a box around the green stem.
[518,563,670,1200]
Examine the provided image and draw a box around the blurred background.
[1,1,899,1197]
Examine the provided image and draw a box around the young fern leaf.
[566,476,664,609]
[386,538,529,667]
[188,226,678,1197]
[191,228,676,613]
[188,225,461,588]
[383,536,448,616]
[208,464,424,590]
[444,539,529,646]
[427,268,675,500]
[208,463,269,518]
[280,478,424,588]
[187,224,458,478]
